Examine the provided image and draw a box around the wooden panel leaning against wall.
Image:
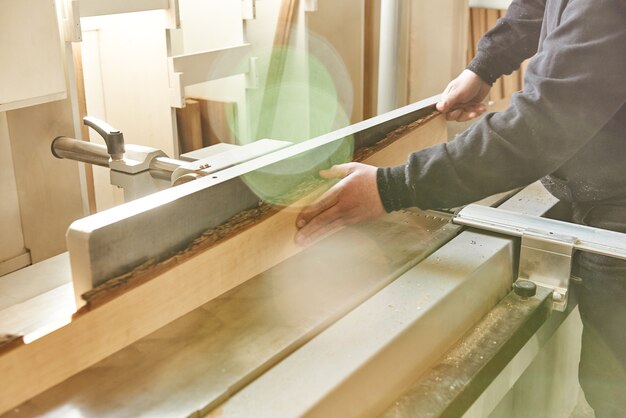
[0,0,66,112]
[176,98,238,153]
[6,100,85,264]
[0,113,30,276]
[0,0,84,271]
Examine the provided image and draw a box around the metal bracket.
[454,204,626,312]
[518,230,575,311]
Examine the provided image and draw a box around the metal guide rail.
[65,95,440,301]
[454,204,626,311]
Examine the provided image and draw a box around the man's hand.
[295,163,385,246]
[436,69,491,122]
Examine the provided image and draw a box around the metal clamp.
[453,204,626,311]
[84,116,126,161]
[518,230,575,311]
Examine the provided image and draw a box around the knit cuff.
[467,51,500,86]
[376,165,417,213]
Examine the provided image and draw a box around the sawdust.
[443,299,515,367]
[81,111,440,310]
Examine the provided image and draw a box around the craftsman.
[295,0,626,415]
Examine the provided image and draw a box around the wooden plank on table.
[0,113,448,416]
[7,209,457,418]
[176,98,203,153]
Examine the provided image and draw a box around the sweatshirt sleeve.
[467,0,545,85]
[377,0,626,212]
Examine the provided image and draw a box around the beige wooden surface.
[0,113,27,268]
[0,0,66,112]
[6,100,85,263]
[0,115,448,415]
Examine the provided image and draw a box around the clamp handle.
[84,116,125,161]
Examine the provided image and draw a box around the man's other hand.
[436,69,491,122]
[295,163,385,246]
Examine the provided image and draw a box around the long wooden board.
[6,211,458,418]
[0,114,447,415]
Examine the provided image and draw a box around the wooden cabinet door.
[0,0,67,112]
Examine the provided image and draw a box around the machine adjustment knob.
[513,280,536,298]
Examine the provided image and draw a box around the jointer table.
[3,96,625,417]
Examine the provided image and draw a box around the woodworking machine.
[2,96,626,418]
[51,116,292,201]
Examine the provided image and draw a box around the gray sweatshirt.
[377,0,626,211]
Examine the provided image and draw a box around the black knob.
[513,280,536,298]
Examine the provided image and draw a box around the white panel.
[0,112,27,264]
[171,44,251,87]
[79,0,169,17]
[0,0,66,111]
[178,0,249,140]
[80,30,125,211]
[81,12,175,156]
[177,0,244,54]
[469,0,512,9]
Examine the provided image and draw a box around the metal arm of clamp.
[83,116,126,161]
[453,204,626,311]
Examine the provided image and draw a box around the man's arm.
[297,0,626,244]
[437,0,545,122]
[468,0,546,85]
[379,0,626,212]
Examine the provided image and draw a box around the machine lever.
[83,116,126,161]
